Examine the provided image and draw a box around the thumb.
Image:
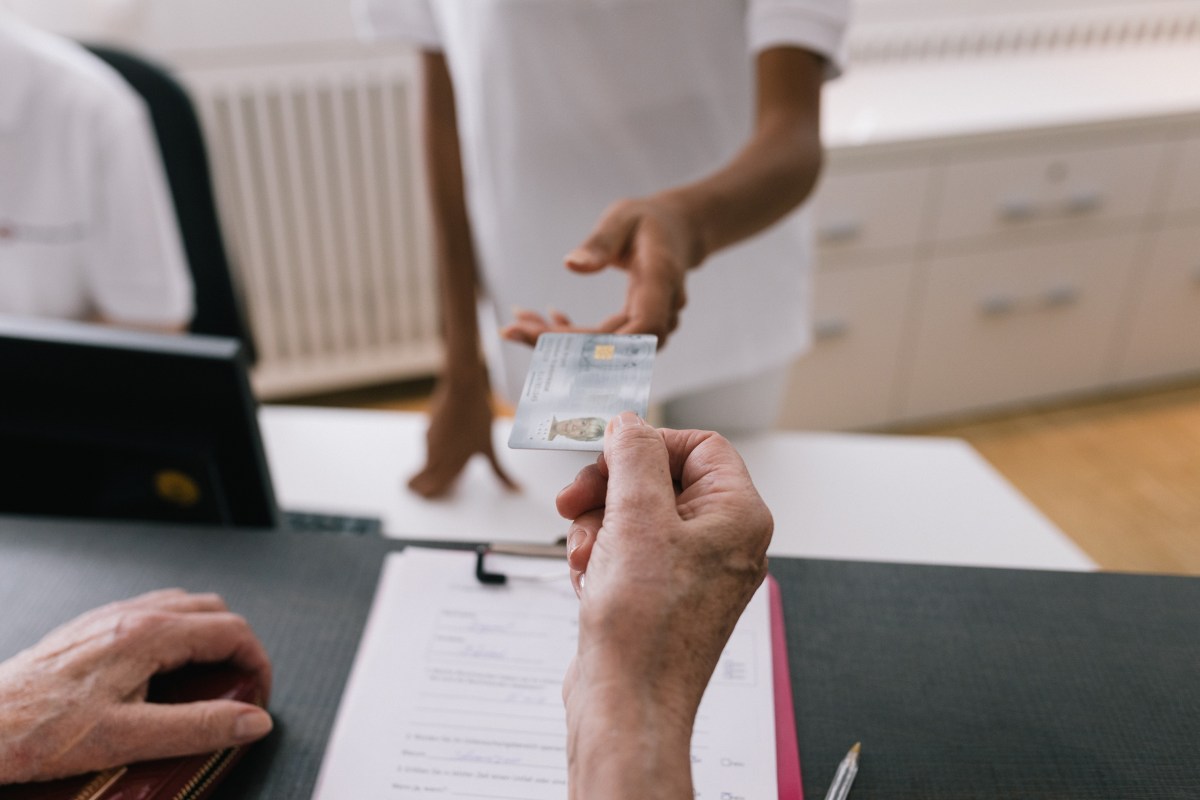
[565,204,639,273]
[601,412,676,526]
[110,700,273,762]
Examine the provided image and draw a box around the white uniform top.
[360,0,848,401]
[0,17,192,327]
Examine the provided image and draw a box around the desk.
[260,406,1095,571]
[0,519,1194,799]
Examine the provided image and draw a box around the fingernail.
[614,411,644,431]
[234,710,273,742]
[567,526,583,556]
[578,572,586,590]
[567,247,606,265]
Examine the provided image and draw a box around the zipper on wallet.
[170,746,240,800]
[69,767,127,800]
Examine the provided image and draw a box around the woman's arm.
[502,47,826,347]
[557,417,775,799]
[664,46,825,262]
[409,51,516,498]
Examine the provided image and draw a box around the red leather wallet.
[0,665,264,800]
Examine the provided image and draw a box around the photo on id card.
[508,333,657,451]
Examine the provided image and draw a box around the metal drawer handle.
[1043,285,1081,307]
[998,198,1038,222]
[814,318,851,341]
[981,288,1080,316]
[1063,190,1103,215]
[981,295,1019,316]
[818,219,863,244]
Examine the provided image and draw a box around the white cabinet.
[1116,223,1200,384]
[813,162,932,256]
[933,137,1167,243]
[902,235,1139,419]
[1164,133,1200,221]
[781,114,1198,431]
[781,258,914,430]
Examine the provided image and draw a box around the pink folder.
[770,575,804,799]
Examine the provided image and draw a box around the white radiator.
[181,54,441,399]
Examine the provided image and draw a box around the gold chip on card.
[593,344,615,360]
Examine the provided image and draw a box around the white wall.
[5,0,122,40]
[16,0,1193,56]
[852,0,1192,18]
[5,0,361,55]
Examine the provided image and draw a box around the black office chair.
[86,44,257,363]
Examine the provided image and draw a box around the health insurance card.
[508,333,657,451]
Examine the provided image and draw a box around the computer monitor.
[0,315,279,527]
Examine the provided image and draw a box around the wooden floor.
[299,377,1200,577]
[908,381,1200,576]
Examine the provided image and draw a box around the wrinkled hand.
[409,367,518,498]
[0,590,273,785]
[556,413,772,771]
[501,195,700,348]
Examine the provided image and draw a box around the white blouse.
[0,17,192,327]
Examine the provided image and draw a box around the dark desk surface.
[1,516,1197,799]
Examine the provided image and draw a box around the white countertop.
[260,406,1095,572]
[824,44,1200,150]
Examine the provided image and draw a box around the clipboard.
[313,546,797,799]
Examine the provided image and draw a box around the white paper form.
[312,548,777,800]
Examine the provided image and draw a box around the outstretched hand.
[0,590,274,784]
[409,369,518,498]
[500,195,700,349]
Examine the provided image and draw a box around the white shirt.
[360,0,848,401]
[0,17,192,327]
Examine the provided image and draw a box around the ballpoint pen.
[823,742,861,800]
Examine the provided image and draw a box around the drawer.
[812,164,932,256]
[901,234,1139,420]
[933,139,1167,242]
[1116,224,1200,383]
[1164,135,1200,219]
[779,260,913,430]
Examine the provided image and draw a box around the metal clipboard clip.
[475,541,569,585]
